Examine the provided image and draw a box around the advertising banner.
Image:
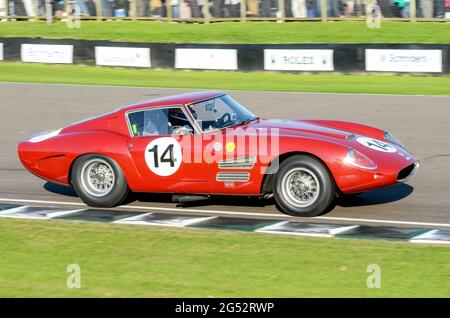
[21,44,74,64]
[175,49,238,70]
[264,49,334,71]
[95,46,151,68]
[365,49,442,73]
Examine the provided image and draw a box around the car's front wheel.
[72,154,129,207]
[273,155,335,217]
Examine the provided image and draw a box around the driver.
[169,108,194,134]
[169,108,190,125]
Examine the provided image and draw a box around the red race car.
[18,91,419,217]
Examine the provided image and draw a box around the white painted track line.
[1,197,450,228]
[410,240,450,245]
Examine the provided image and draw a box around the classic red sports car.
[18,91,419,217]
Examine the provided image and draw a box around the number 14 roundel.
[145,137,182,176]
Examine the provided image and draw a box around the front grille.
[397,163,418,182]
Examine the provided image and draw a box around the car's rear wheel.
[274,155,335,217]
[72,154,129,207]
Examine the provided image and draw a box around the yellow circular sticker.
[225,142,236,152]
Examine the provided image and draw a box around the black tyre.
[72,154,129,207]
[273,155,335,217]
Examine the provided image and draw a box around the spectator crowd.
[3,0,450,19]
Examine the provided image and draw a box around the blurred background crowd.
[2,0,450,19]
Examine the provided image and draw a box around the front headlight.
[343,148,377,170]
[384,131,405,148]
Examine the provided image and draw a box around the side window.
[128,107,193,136]
[128,108,169,136]
[128,111,145,136]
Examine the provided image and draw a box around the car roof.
[120,91,225,113]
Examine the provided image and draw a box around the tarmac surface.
[1,82,449,229]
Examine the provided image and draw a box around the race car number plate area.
[145,137,182,176]
[356,137,397,153]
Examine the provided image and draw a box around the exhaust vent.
[216,172,250,182]
[218,156,256,170]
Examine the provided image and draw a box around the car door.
[126,106,211,194]
[185,96,264,196]
[206,128,263,195]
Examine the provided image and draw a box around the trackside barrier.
[1,38,449,74]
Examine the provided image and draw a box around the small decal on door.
[225,141,236,152]
[213,142,223,152]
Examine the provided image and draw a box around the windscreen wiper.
[239,117,260,126]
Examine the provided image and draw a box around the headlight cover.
[384,131,405,148]
[344,148,378,170]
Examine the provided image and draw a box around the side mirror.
[171,125,194,136]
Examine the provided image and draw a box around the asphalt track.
[1,82,450,229]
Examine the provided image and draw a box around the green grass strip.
[1,62,449,95]
[0,21,449,44]
[0,218,449,297]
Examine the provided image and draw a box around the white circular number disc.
[356,137,397,153]
[145,137,182,176]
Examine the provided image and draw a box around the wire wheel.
[280,167,320,208]
[80,158,115,197]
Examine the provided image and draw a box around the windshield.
[187,94,258,132]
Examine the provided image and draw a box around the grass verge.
[1,63,450,95]
[0,21,449,44]
[0,218,449,297]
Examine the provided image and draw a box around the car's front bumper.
[335,158,419,194]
